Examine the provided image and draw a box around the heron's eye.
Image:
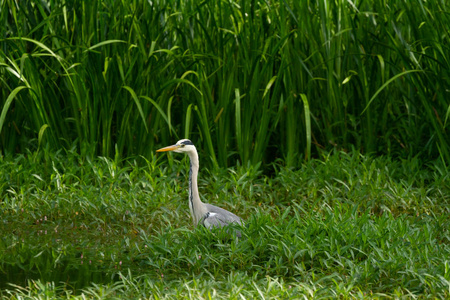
[180,144,185,148]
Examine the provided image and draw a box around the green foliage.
[1,150,449,298]
[1,0,449,167]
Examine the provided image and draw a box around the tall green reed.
[1,0,448,168]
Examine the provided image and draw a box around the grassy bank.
[1,150,449,298]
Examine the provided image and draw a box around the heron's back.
[199,203,243,237]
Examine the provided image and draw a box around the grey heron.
[156,139,243,234]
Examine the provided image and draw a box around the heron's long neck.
[188,151,205,225]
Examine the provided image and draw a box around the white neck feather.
[188,150,206,225]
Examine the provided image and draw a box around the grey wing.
[201,203,243,229]
[201,210,242,238]
[201,212,229,229]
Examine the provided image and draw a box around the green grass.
[1,0,449,167]
[1,150,449,298]
[1,2,450,297]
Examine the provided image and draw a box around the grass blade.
[300,94,311,160]
[361,69,424,115]
[122,86,148,133]
[0,86,29,135]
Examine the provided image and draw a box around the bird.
[156,139,243,235]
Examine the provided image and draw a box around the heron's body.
[157,139,243,233]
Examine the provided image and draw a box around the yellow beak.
[156,145,179,152]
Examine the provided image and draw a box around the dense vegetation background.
[1,0,450,298]
[1,0,449,168]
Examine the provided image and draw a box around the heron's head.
[156,139,196,154]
